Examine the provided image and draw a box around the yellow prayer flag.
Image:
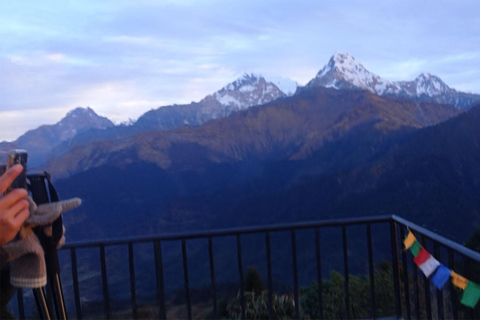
[451,271,468,290]
[404,231,416,249]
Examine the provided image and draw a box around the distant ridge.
[0,107,114,167]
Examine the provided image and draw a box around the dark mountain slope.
[164,104,480,241]
[48,87,461,178]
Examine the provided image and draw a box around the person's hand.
[0,164,30,245]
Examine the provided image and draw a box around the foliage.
[300,262,395,319]
[217,263,396,319]
[224,290,295,320]
[244,267,265,295]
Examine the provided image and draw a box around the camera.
[6,149,28,192]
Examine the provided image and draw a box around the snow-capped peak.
[308,52,397,95]
[413,73,451,97]
[210,73,286,110]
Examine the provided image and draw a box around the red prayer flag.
[413,248,430,267]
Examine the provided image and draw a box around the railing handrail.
[62,214,394,249]
[392,214,480,262]
[62,214,480,263]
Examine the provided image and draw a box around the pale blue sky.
[1,0,479,141]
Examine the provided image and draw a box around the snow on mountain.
[56,107,114,141]
[264,75,299,96]
[307,52,401,95]
[210,73,286,110]
[306,52,480,109]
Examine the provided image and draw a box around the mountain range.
[1,52,480,244]
[2,52,480,170]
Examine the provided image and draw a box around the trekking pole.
[33,287,52,320]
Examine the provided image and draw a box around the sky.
[1,0,480,141]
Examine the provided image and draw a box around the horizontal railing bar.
[62,215,394,249]
[392,215,480,262]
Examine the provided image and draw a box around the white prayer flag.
[419,256,440,277]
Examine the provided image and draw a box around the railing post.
[448,249,458,319]
[99,244,110,320]
[342,226,350,319]
[420,235,432,320]
[291,230,300,319]
[389,221,402,319]
[153,240,167,320]
[181,239,192,320]
[128,243,138,320]
[434,242,444,319]
[236,234,246,320]
[265,232,273,320]
[70,247,82,320]
[17,288,25,320]
[315,228,324,320]
[208,237,217,319]
[399,227,411,319]
[366,224,376,319]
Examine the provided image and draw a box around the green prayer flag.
[461,281,480,308]
[409,240,422,257]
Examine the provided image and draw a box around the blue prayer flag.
[431,264,451,289]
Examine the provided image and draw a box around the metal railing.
[8,215,480,319]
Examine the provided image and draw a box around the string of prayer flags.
[403,230,480,308]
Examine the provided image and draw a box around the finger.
[0,164,23,194]
[0,200,29,232]
[0,189,28,212]
[13,207,30,226]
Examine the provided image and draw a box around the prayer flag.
[404,231,416,249]
[413,248,430,267]
[451,271,468,290]
[461,281,480,308]
[409,240,422,257]
[431,264,450,288]
[418,256,440,277]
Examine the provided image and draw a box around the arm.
[0,165,30,245]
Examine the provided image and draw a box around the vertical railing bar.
[236,234,246,320]
[434,242,444,319]
[128,243,138,320]
[208,237,217,319]
[181,239,192,320]
[413,260,421,319]
[265,232,273,320]
[389,221,402,319]
[366,224,376,319]
[342,225,351,319]
[315,228,324,320]
[17,288,25,320]
[420,235,432,320]
[399,227,411,319]
[291,230,300,319]
[464,256,475,320]
[153,240,167,320]
[99,244,111,320]
[70,247,82,320]
[448,249,458,319]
